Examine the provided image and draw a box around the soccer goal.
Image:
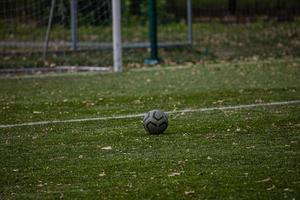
[0,0,192,72]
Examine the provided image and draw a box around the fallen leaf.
[99,172,106,177]
[283,188,293,192]
[101,146,112,150]
[267,185,276,191]
[168,172,181,177]
[256,177,271,183]
[184,191,195,195]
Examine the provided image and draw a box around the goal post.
[0,0,193,71]
[42,0,56,60]
[70,0,78,51]
[44,0,122,72]
[112,0,123,72]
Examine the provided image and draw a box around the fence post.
[70,0,78,51]
[187,0,193,45]
[112,0,123,72]
[43,0,56,60]
[145,0,159,65]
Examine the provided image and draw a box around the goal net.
[0,0,191,71]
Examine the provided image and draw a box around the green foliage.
[171,0,300,9]
[122,0,176,25]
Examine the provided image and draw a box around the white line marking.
[1,100,299,128]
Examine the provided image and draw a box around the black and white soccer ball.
[143,109,168,134]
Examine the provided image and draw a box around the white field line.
[1,100,300,129]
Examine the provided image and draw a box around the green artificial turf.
[0,59,299,199]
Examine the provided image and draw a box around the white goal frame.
[43,0,123,72]
[112,0,123,72]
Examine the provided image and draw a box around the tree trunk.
[130,0,142,16]
[228,0,236,15]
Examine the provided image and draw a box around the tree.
[130,0,143,16]
[228,0,236,15]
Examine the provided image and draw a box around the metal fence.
[0,0,299,69]
[0,0,192,68]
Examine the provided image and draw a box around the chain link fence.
[0,0,192,69]
[0,0,299,69]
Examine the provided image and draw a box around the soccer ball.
[143,109,168,134]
